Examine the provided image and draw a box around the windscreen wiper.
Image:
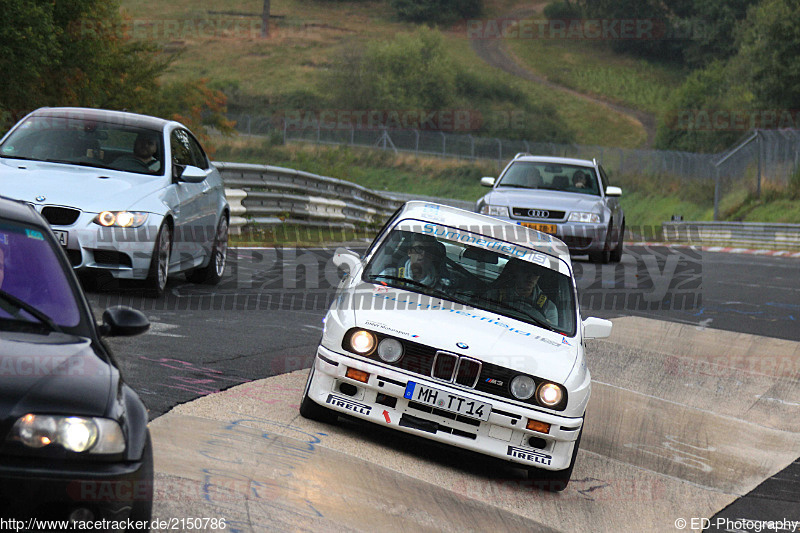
[466,293,559,333]
[0,289,63,333]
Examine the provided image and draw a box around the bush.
[543,1,582,20]
[390,0,482,24]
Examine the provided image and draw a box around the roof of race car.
[511,154,597,167]
[396,201,571,261]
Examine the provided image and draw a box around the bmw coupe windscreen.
[362,227,577,336]
[498,162,600,196]
[0,220,81,330]
[0,114,165,175]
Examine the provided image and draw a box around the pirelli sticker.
[507,446,552,466]
[326,394,372,416]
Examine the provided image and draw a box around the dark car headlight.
[94,211,149,228]
[10,414,126,454]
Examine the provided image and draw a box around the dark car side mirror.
[99,306,150,337]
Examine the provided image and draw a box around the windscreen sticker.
[25,229,44,241]
[421,223,531,259]
[0,233,8,245]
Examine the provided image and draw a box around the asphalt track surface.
[89,245,800,532]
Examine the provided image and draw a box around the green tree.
[390,0,482,24]
[736,0,800,109]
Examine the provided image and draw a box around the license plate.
[53,230,68,247]
[404,381,491,421]
[521,222,557,235]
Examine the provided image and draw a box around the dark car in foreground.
[477,154,625,263]
[0,196,153,525]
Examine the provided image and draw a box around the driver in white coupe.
[484,258,558,326]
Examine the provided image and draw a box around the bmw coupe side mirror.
[333,248,361,277]
[180,165,207,183]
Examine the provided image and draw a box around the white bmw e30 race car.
[300,201,612,491]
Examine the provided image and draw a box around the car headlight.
[349,330,376,355]
[479,205,510,217]
[377,338,404,363]
[10,414,126,454]
[510,375,537,400]
[94,211,149,228]
[536,382,564,407]
[568,212,601,224]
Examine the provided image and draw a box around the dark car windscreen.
[0,220,82,330]
[0,114,165,176]
[498,162,600,196]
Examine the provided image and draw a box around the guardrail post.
[414,129,420,153]
[441,132,446,156]
[714,166,720,221]
[756,130,762,199]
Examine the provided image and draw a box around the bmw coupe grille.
[41,206,81,226]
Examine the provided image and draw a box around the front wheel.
[128,432,153,528]
[609,222,625,263]
[527,427,582,492]
[146,223,172,297]
[187,215,229,285]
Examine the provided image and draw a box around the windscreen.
[498,161,600,196]
[362,223,577,336]
[0,114,164,175]
[0,220,82,329]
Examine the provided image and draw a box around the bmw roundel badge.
[456,342,469,349]
[35,195,46,202]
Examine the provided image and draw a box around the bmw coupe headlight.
[10,414,125,454]
[349,330,376,355]
[510,375,537,400]
[536,382,564,407]
[94,211,149,228]
[479,205,510,217]
[568,212,601,224]
[377,338,404,363]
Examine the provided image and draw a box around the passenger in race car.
[380,234,448,289]
[483,258,558,325]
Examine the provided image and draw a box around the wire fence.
[229,113,800,198]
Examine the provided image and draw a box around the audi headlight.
[10,414,125,454]
[349,330,376,355]
[479,205,510,217]
[537,382,564,407]
[377,338,404,363]
[568,212,601,224]
[94,211,149,228]
[510,375,537,400]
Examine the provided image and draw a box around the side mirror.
[583,317,612,339]
[180,165,207,183]
[605,186,622,197]
[332,247,361,277]
[480,177,496,187]
[99,306,150,337]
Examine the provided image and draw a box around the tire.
[527,427,582,492]
[128,431,153,529]
[299,367,338,424]
[146,223,172,298]
[588,226,611,264]
[609,222,625,263]
[187,215,228,285]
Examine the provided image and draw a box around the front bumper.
[493,216,608,253]
[45,211,164,280]
[307,345,584,472]
[0,455,148,520]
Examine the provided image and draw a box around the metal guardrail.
[214,162,402,232]
[662,221,800,250]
